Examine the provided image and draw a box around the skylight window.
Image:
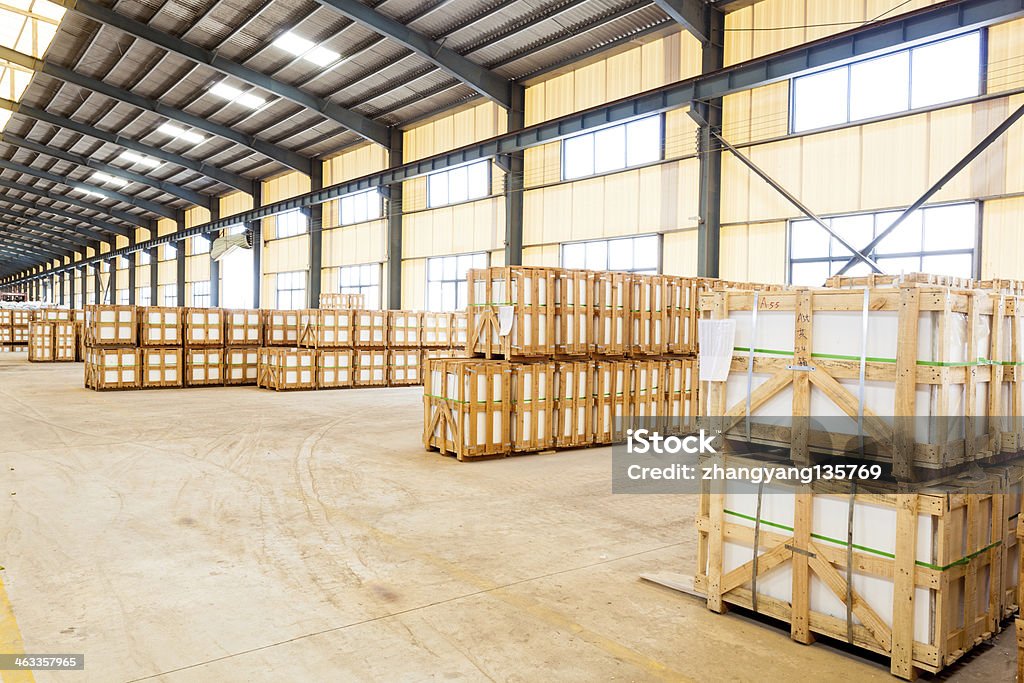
[209,82,266,109]
[91,172,127,188]
[271,31,339,67]
[157,123,205,145]
[119,151,161,169]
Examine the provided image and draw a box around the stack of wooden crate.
[83,305,139,390]
[224,310,262,386]
[26,309,76,362]
[139,307,183,388]
[0,308,31,351]
[184,308,224,387]
[424,266,703,461]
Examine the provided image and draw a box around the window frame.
[337,263,382,309]
[191,280,211,308]
[275,209,308,239]
[275,270,307,310]
[160,283,177,307]
[789,31,984,134]
[339,188,385,226]
[426,160,492,209]
[786,202,979,285]
[560,114,665,182]
[425,251,489,312]
[559,234,663,274]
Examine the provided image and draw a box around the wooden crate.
[420,311,452,348]
[185,348,224,386]
[388,349,421,386]
[54,322,76,362]
[989,462,1024,620]
[450,311,468,349]
[511,362,555,452]
[74,321,85,361]
[695,452,1004,679]
[185,308,224,346]
[423,358,512,460]
[1017,619,1024,683]
[264,309,300,346]
[141,348,183,388]
[11,310,30,326]
[258,347,315,390]
[353,310,388,348]
[84,347,139,390]
[140,306,183,347]
[225,309,262,347]
[0,326,11,344]
[667,276,700,355]
[629,359,665,431]
[27,322,54,362]
[35,308,72,322]
[554,269,594,356]
[298,308,353,348]
[388,311,422,347]
[11,325,27,344]
[317,349,354,389]
[699,286,1011,479]
[467,266,556,358]
[85,305,137,346]
[595,272,631,356]
[663,357,699,436]
[224,347,259,386]
[593,360,630,444]
[629,275,669,356]
[355,349,388,387]
[554,361,594,448]
[319,292,365,309]
[997,296,1024,454]
[0,310,10,326]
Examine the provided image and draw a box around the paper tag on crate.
[497,306,514,336]
[698,319,736,382]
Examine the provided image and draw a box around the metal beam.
[312,0,514,108]
[653,0,712,43]
[835,100,1024,275]
[307,163,323,308]
[694,5,724,278]
[0,130,212,208]
[504,87,524,266]
[0,156,175,220]
[0,215,92,246]
[0,169,143,231]
[715,132,882,273]
[58,0,391,147]
[0,185,131,238]
[0,234,69,259]
[387,131,402,309]
[0,46,314,176]
[12,0,1024,283]
[0,221,86,249]
[0,97,254,194]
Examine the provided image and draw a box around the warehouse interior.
[3,0,1024,680]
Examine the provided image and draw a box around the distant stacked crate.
[184,308,224,387]
[139,307,182,388]
[257,347,316,390]
[318,292,365,309]
[83,305,139,390]
[224,309,262,385]
[23,309,78,362]
[424,266,702,460]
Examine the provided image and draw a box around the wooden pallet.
[695,452,1004,680]
[27,322,54,361]
[319,292,365,309]
[54,322,75,362]
[354,349,388,386]
[629,275,669,356]
[554,269,594,356]
[353,310,388,348]
[84,305,137,346]
[141,348,183,388]
[420,311,452,348]
[467,266,556,359]
[699,286,1014,480]
[511,362,555,452]
[140,306,183,347]
[553,361,594,449]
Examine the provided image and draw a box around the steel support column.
[307,164,323,309]
[127,250,136,305]
[107,251,116,304]
[176,212,186,307]
[58,270,64,305]
[694,7,723,277]
[149,247,158,305]
[92,261,100,304]
[504,86,525,266]
[387,130,403,309]
[68,265,75,307]
[207,205,219,307]
[250,185,262,309]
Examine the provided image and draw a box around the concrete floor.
[0,353,1016,682]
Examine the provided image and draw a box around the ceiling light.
[209,82,266,109]
[157,123,205,145]
[304,46,339,67]
[119,151,161,169]
[272,31,314,56]
[271,30,339,67]
[92,172,127,187]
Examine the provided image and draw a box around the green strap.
[733,346,1022,367]
[724,509,1000,571]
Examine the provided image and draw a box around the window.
[791,32,981,133]
[161,284,177,306]
[426,252,487,312]
[191,280,211,308]
[275,209,307,238]
[119,289,129,305]
[137,250,151,265]
[339,264,381,309]
[190,236,210,255]
[137,289,151,307]
[562,115,663,181]
[226,224,246,236]
[161,243,176,261]
[276,270,306,309]
[340,189,384,226]
[119,256,130,269]
[560,234,661,274]
[788,203,977,285]
[427,160,490,208]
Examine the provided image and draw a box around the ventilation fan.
[211,228,254,261]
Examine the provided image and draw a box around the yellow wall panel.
[662,230,698,276]
[981,196,1024,279]
[1004,94,1024,193]
[859,118,928,209]
[718,223,786,283]
[748,139,801,221]
[264,235,309,275]
[522,245,559,267]
[926,106,974,202]
[988,19,1024,93]
[219,191,254,218]
[799,128,859,216]
[970,98,1009,198]
[401,258,426,310]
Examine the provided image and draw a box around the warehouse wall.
[185,206,211,306]
[261,171,311,307]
